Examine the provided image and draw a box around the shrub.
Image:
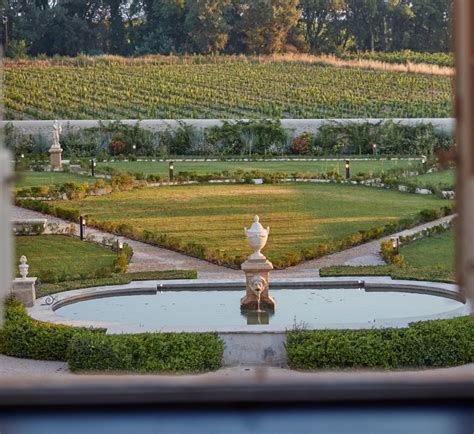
[67,332,223,372]
[0,298,104,361]
[291,132,314,155]
[381,240,404,266]
[60,182,88,200]
[287,316,474,369]
[54,206,81,222]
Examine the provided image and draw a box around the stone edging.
[29,277,468,334]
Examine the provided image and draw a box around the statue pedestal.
[12,277,37,307]
[49,147,62,171]
[241,258,275,311]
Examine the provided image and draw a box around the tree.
[409,0,451,52]
[299,0,346,53]
[240,0,299,54]
[135,0,187,54]
[106,0,127,54]
[184,0,230,54]
[345,0,386,52]
[385,0,414,51]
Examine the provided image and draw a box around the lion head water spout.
[241,215,276,313]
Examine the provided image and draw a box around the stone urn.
[19,255,29,279]
[245,215,270,260]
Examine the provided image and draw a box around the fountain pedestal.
[240,216,275,312]
[241,258,275,311]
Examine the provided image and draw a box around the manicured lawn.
[15,235,117,282]
[56,183,449,264]
[15,171,96,188]
[320,228,455,282]
[406,169,455,189]
[401,228,454,271]
[99,159,418,177]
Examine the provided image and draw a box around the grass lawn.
[56,183,449,264]
[320,228,455,282]
[406,169,455,189]
[98,159,419,177]
[15,235,117,282]
[401,228,454,271]
[15,171,96,188]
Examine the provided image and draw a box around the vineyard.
[338,50,454,67]
[4,56,452,120]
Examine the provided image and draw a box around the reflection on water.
[243,309,272,325]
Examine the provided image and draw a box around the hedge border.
[287,316,474,370]
[0,297,223,373]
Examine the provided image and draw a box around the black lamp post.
[345,159,350,179]
[372,143,377,156]
[79,216,86,241]
[132,144,137,155]
[421,155,428,171]
[90,159,96,177]
[169,161,174,181]
[116,240,123,256]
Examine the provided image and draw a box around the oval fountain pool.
[51,284,467,333]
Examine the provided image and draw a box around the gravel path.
[0,354,471,380]
[12,206,455,279]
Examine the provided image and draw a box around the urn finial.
[19,255,29,279]
[244,215,270,260]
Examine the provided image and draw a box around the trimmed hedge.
[0,298,104,361]
[319,265,455,283]
[0,297,223,373]
[15,198,80,222]
[67,332,223,373]
[287,316,474,370]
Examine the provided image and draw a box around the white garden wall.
[0,118,455,137]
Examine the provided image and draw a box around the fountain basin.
[29,278,468,366]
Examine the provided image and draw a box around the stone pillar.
[12,255,36,307]
[241,258,275,311]
[49,147,63,171]
[12,278,37,307]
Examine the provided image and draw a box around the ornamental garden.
[2,54,472,374]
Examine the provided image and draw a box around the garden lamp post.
[132,144,137,155]
[90,159,96,177]
[391,236,400,254]
[80,216,86,241]
[372,143,377,156]
[421,155,428,171]
[117,240,123,256]
[169,161,174,182]
[345,160,350,180]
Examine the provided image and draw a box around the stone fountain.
[241,215,275,312]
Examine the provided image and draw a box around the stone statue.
[49,120,63,170]
[51,120,62,149]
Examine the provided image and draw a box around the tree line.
[1,0,451,58]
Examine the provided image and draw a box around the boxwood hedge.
[0,297,105,361]
[287,316,474,370]
[67,332,224,373]
[0,297,223,373]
